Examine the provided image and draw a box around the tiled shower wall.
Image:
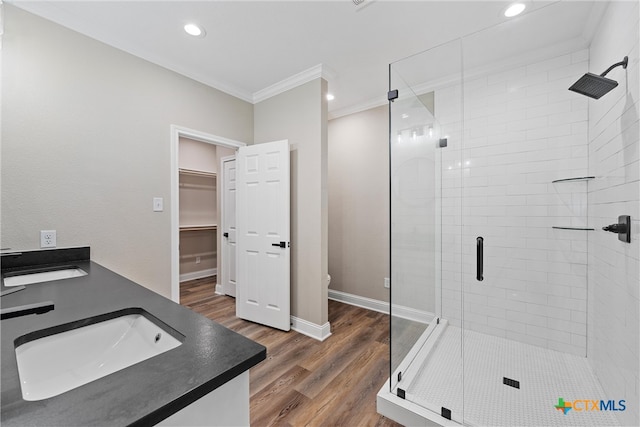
[586,2,639,425]
[437,49,591,356]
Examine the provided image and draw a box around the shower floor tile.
[405,325,619,426]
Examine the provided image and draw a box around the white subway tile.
[571,49,589,64]
[526,100,572,119]
[549,109,588,126]
[547,340,584,356]
[526,54,571,75]
[426,44,637,362]
[488,66,527,85]
[549,62,590,81]
[517,72,551,95]
[527,124,572,141]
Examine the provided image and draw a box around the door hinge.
[388,89,398,101]
[397,388,405,399]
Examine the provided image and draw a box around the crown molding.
[162,65,255,103]
[328,95,388,120]
[253,63,336,104]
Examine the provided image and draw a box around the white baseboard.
[179,268,217,283]
[290,316,332,342]
[328,289,389,314]
[393,304,433,324]
[328,289,433,324]
[214,284,224,295]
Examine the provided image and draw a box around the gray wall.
[254,79,329,327]
[328,105,390,302]
[1,5,254,298]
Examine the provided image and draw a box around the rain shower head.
[569,56,628,99]
[569,73,619,99]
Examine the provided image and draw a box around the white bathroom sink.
[15,311,183,401]
[3,267,87,287]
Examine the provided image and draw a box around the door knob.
[223,232,229,238]
[271,241,287,248]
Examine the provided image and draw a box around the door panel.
[236,140,290,331]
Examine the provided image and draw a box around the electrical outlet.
[384,277,390,288]
[40,230,57,248]
[196,256,201,264]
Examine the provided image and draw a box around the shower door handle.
[476,237,484,282]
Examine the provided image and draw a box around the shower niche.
[377,3,639,426]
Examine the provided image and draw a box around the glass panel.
[389,38,463,422]
[389,63,435,391]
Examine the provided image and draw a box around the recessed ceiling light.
[504,3,526,18]
[184,23,205,37]
[326,93,335,101]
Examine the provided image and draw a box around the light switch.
[153,197,163,212]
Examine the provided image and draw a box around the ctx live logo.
[555,397,626,414]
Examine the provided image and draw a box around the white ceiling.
[9,0,604,118]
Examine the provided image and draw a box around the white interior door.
[236,140,290,331]
[221,156,237,297]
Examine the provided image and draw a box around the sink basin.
[3,266,87,287]
[15,309,184,401]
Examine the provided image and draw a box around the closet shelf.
[551,176,595,183]
[552,226,595,231]
[180,224,218,232]
[179,168,217,178]
[179,182,215,189]
[179,250,217,259]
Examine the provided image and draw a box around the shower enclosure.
[378,2,639,426]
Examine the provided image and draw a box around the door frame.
[219,154,236,297]
[170,125,246,303]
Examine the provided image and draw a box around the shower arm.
[600,56,628,77]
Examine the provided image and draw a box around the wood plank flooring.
[180,277,402,427]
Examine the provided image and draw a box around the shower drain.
[503,377,520,389]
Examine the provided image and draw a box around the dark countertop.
[1,247,266,426]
